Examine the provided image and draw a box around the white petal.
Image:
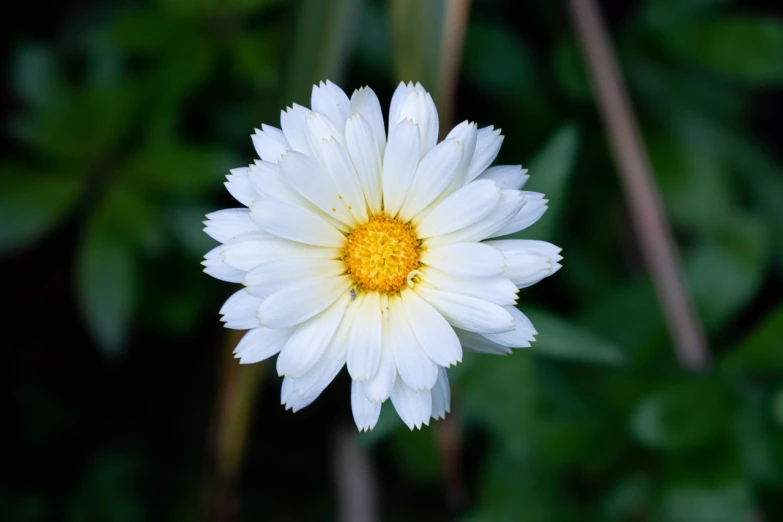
[466,126,504,182]
[455,328,512,355]
[388,81,416,132]
[350,86,386,156]
[424,189,525,246]
[352,379,381,432]
[476,165,529,190]
[203,246,245,283]
[291,301,357,398]
[252,125,289,163]
[415,286,514,334]
[444,121,478,190]
[362,295,395,402]
[481,305,537,347]
[420,268,518,306]
[276,293,350,377]
[400,288,462,367]
[321,138,369,223]
[281,377,318,412]
[247,161,310,208]
[346,113,383,215]
[388,295,438,391]
[278,151,355,226]
[415,180,500,237]
[220,231,339,271]
[485,239,563,288]
[390,376,432,430]
[381,119,421,218]
[203,209,257,243]
[398,139,463,223]
[422,242,505,277]
[305,111,346,164]
[225,167,259,207]
[311,80,351,132]
[250,199,346,247]
[234,326,294,364]
[280,104,313,155]
[258,276,352,329]
[346,293,383,381]
[222,234,339,273]
[216,231,271,271]
[430,366,451,420]
[243,257,345,298]
[488,192,548,238]
[219,289,263,329]
[394,85,439,156]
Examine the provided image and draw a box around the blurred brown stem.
[567,0,709,369]
[207,330,264,522]
[437,0,472,134]
[332,426,380,522]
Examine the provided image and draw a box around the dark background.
[2,0,783,520]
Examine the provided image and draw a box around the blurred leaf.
[526,308,625,365]
[110,7,180,53]
[459,352,538,457]
[722,304,783,374]
[601,475,651,521]
[284,0,365,104]
[686,214,768,330]
[463,22,537,104]
[553,36,591,102]
[388,0,444,95]
[657,480,754,522]
[68,452,144,522]
[0,167,83,255]
[649,138,735,235]
[631,378,731,451]
[75,184,153,357]
[390,428,442,481]
[639,0,730,27]
[125,144,233,196]
[14,86,133,163]
[12,44,64,107]
[159,0,282,17]
[354,1,392,75]
[665,17,783,85]
[464,450,578,522]
[518,124,580,239]
[732,400,783,486]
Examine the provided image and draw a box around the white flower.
[203,80,562,431]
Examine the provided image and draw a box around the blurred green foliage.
[3,0,783,521]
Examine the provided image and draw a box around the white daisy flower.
[203,80,562,431]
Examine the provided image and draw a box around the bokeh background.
[3,0,783,520]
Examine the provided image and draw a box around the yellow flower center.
[343,215,421,293]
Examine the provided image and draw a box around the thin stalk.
[567,0,709,369]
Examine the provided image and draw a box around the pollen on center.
[343,215,421,294]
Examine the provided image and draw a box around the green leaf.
[639,0,730,28]
[553,36,591,102]
[12,44,64,108]
[722,304,783,375]
[665,17,783,85]
[388,0,444,95]
[0,166,83,255]
[283,0,366,105]
[75,184,152,357]
[526,308,625,366]
[516,124,580,239]
[463,22,536,103]
[630,378,731,451]
[77,226,136,358]
[657,481,755,522]
[686,214,768,330]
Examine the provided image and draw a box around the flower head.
[203,80,562,431]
